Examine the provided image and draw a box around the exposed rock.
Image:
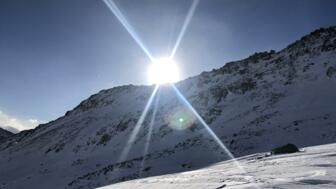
[271,143,299,155]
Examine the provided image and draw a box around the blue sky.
[0,0,336,132]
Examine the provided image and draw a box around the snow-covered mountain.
[101,143,336,189]
[0,128,13,143]
[0,26,336,189]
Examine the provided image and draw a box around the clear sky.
[0,0,336,132]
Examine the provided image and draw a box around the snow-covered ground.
[0,26,335,189]
[102,143,336,189]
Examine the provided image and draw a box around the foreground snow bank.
[102,143,336,189]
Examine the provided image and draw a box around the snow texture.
[101,143,336,189]
[0,26,336,189]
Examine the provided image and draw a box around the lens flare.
[101,1,260,187]
[167,107,196,130]
[102,0,154,61]
[171,84,235,157]
[139,92,160,177]
[170,0,200,59]
[171,84,260,189]
[118,85,159,163]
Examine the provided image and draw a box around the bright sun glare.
[147,58,180,85]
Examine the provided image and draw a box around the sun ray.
[101,2,259,187]
[171,84,234,157]
[118,85,159,163]
[170,0,200,59]
[171,84,260,189]
[102,0,154,61]
[139,91,160,177]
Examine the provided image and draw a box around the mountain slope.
[101,143,336,189]
[0,26,336,189]
[0,128,13,142]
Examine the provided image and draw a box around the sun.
[147,58,180,85]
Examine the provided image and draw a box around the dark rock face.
[271,143,299,154]
[1,26,336,189]
[326,66,336,78]
[0,128,14,142]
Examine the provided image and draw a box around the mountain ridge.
[0,127,13,143]
[0,26,336,189]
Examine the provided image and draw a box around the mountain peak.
[0,127,14,142]
[285,26,336,53]
[1,26,335,189]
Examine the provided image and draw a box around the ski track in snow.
[0,26,336,189]
[101,143,336,189]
